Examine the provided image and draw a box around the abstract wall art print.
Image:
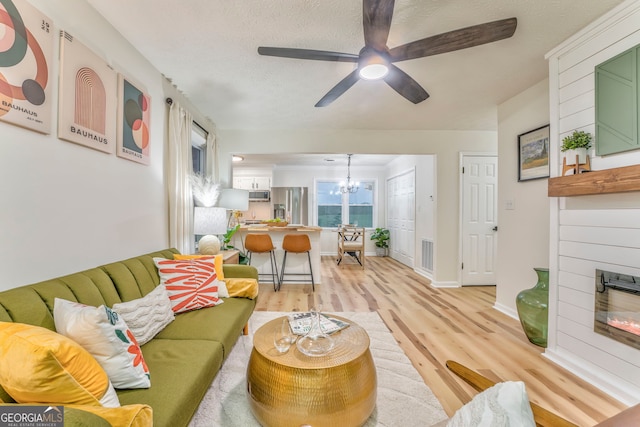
[58,31,117,153]
[0,0,54,134]
[116,74,150,165]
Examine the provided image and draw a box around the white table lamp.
[218,189,249,211]
[218,189,249,227]
[194,206,228,255]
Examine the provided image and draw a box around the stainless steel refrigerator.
[270,187,308,225]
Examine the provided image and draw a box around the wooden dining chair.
[337,226,366,269]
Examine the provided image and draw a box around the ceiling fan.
[258,0,517,107]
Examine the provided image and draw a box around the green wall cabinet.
[595,46,640,155]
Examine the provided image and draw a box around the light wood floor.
[254,255,628,426]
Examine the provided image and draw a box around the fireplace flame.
[607,316,640,336]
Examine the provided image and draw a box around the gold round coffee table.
[247,315,377,427]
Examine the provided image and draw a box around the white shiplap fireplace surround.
[546,0,640,405]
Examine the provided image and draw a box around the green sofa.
[0,248,258,426]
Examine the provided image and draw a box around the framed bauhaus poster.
[116,73,151,165]
[0,0,54,134]
[58,31,117,153]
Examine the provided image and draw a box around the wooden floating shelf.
[548,164,640,197]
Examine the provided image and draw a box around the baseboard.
[543,348,640,406]
[414,269,433,281]
[320,252,378,257]
[493,302,519,320]
[430,280,460,288]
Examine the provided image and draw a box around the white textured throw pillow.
[112,285,175,345]
[53,298,150,389]
[446,381,535,427]
[218,280,230,298]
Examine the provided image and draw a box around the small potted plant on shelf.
[370,227,390,257]
[560,130,592,165]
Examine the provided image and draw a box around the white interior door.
[387,169,415,267]
[461,155,498,286]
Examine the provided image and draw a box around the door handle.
[492,226,498,231]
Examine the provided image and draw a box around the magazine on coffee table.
[287,312,350,336]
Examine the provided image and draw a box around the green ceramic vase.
[516,268,549,348]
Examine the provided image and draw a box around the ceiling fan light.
[359,63,389,80]
[358,51,389,80]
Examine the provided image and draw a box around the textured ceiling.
[87,0,623,135]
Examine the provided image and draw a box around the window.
[316,180,374,228]
[191,122,207,174]
[348,182,374,228]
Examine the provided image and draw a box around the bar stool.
[245,233,280,291]
[280,234,314,291]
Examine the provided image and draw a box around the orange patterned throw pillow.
[173,253,225,280]
[153,257,224,314]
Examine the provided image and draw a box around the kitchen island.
[235,225,322,285]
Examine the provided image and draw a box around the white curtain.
[168,101,194,253]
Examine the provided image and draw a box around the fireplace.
[594,269,640,350]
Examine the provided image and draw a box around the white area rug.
[189,311,448,427]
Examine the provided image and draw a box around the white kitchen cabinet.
[233,176,271,190]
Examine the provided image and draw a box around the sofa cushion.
[154,258,224,313]
[154,297,255,358]
[112,285,175,345]
[64,403,153,427]
[0,322,120,407]
[53,298,150,389]
[101,249,180,304]
[117,338,223,427]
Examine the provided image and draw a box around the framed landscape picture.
[116,74,151,165]
[518,125,550,182]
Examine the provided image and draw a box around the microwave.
[249,190,270,202]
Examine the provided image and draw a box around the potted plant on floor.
[561,130,592,165]
[370,227,390,257]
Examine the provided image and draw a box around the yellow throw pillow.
[0,322,119,407]
[224,278,259,299]
[65,403,152,427]
[173,253,225,280]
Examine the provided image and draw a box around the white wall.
[387,155,436,276]
[495,79,550,317]
[546,0,640,404]
[219,129,496,285]
[0,1,183,290]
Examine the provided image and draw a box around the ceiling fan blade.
[389,17,517,62]
[363,0,395,51]
[258,46,358,63]
[315,70,361,107]
[384,64,429,104]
